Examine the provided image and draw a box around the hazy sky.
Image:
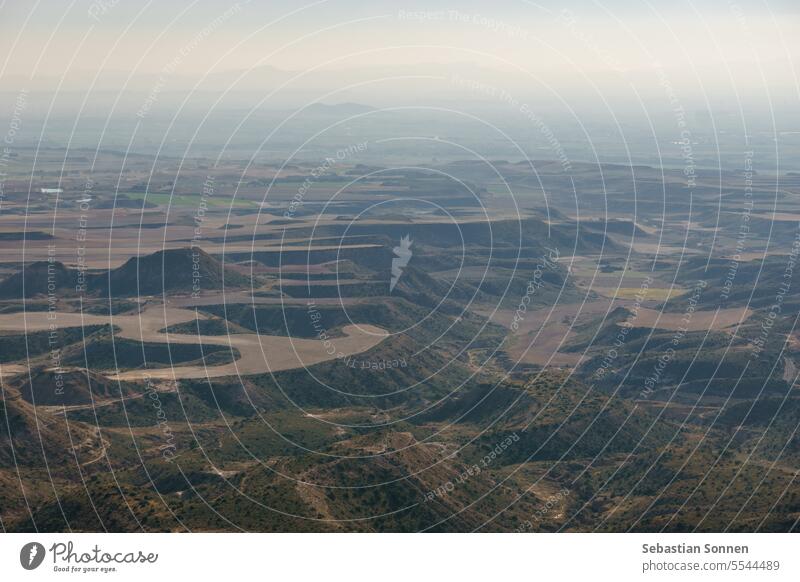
[1,0,796,82]
[0,0,796,167]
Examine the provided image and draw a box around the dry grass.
[592,286,687,301]
[628,306,750,331]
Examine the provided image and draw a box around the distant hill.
[0,260,78,299]
[295,217,617,255]
[89,247,249,296]
[674,255,800,310]
[0,247,250,298]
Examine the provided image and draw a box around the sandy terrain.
[0,240,381,269]
[0,364,28,379]
[0,306,387,381]
[166,293,367,307]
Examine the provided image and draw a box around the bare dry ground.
[472,299,617,367]
[627,306,750,331]
[167,293,367,307]
[0,364,28,379]
[0,306,388,381]
[472,300,749,368]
